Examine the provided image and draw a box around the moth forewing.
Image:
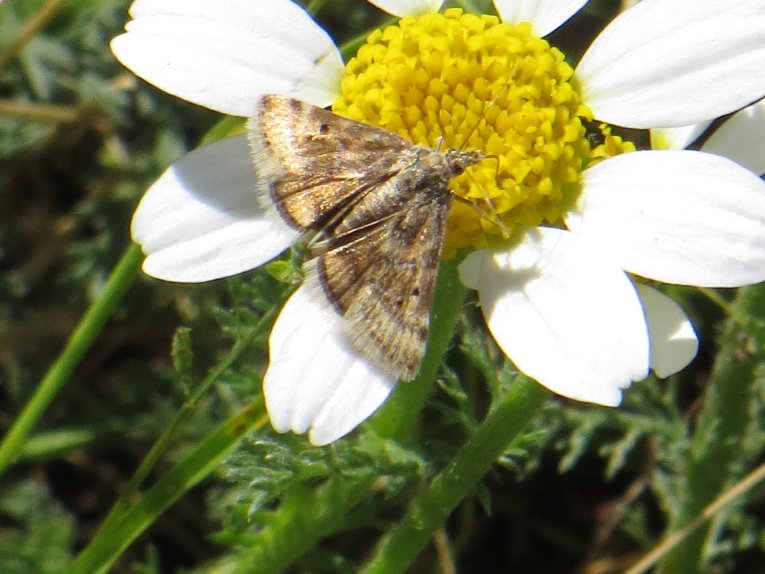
[317,170,453,381]
[249,94,485,381]
[248,95,412,230]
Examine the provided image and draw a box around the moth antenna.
[458,160,512,239]
[466,158,498,214]
[450,69,519,236]
[453,194,512,238]
[454,106,483,153]
[432,104,453,151]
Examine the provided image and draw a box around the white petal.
[636,284,698,378]
[650,122,711,151]
[568,150,765,287]
[473,228,649,406]
[493,0,588,37]
[111,0,343,116]
[366,0,442,17]
[457,251,482,290]
[702,100,765,174]
[132,136,300,282]
[577,0,765,128]
[264,276,396,445]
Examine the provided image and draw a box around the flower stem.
[226,471,378,574]
[361,374,547,574]
[657,284,765,573]
[0,243,143,477]
[70,398,270,574]
[92,307,277,544]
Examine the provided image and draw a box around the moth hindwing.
[249,94,484,381]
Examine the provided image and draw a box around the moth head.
[445,149,486,176]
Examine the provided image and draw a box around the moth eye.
[319,123,330,134]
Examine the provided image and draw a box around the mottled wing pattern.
[251,94,483,382]
[249,95,412,230]
[316,175,453,381]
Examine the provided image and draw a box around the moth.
[248,95,485,381]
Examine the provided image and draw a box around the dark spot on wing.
[288,98,302,114]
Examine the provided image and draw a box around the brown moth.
[248,94,484,381]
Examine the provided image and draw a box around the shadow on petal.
[264,275,396,445]
[132,136,300,282]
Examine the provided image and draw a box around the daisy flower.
[112,0,765,445]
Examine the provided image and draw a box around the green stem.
[17,428,101,461]
[223,472,378,574]
[657,284,765,573]
[94,307,277,542]
[0,243,143,476]
[369,257,467,441]
[70,398,269,574]
[206,261,467,573]
[362,375,547,574]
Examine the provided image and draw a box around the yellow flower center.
[333,9,600,251]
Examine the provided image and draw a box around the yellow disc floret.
[333,9,596,251]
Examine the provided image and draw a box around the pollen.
[333,9,596,251]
